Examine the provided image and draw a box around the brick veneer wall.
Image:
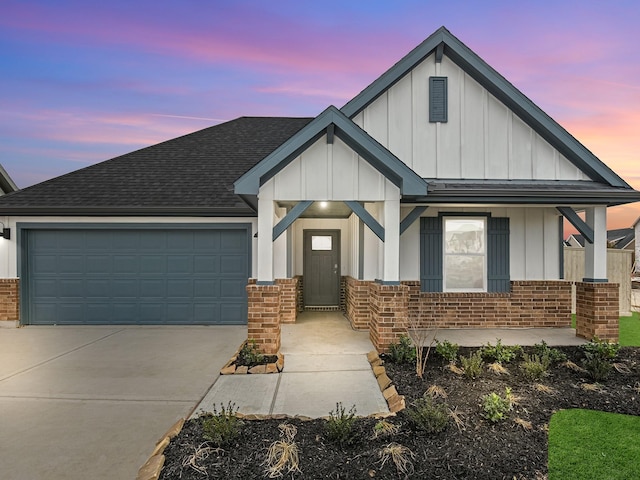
[276,278,298,324]
[575,282,619,342]
[0,279,19,323]
[295,275,304,312]
[344,277,372,330]
[402,280,572,329]
[246,284,281,354]
[369,283,409,352]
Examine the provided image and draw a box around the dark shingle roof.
[0,117,312,216]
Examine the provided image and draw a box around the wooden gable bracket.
[272,201,313,241]
[435,42,444,63]
[556,206,594,244]
[344,200,385,242]
[326,123,334,144]
[400,206,428,235]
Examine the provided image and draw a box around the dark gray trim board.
[344,201,385,242]
[556,207,594,244]
[582,278,609,283]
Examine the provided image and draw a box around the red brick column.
[246,284,281,354]
[276,278,298,324]
[575,282,619,342]
[344,277,372,330]
[369,283,408,353]
[295,275,304,312]
[0,279,19,324]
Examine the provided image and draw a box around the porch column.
[382,197,400,283]
[584,206,607,282]
[257,195,275,283]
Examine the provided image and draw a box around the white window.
[443,217,486,291]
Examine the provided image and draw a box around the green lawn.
[549,409,640,480]
[571,312,640,346]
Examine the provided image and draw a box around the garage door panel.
[26,228,249,325]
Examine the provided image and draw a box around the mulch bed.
[159,346,640,480]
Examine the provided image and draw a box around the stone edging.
[136,417,184,480]
[219,341,285,375]
[367,350,406,413]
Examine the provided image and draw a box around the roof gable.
[233,106,427,202]
[341,26,631,188]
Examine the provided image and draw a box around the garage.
[21,225,251,325]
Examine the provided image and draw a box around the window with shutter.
[420,215,510,293]
[429,77,448,123]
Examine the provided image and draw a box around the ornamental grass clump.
[263,423,301,478]
[520,353,551,381]
[200,402,242,448]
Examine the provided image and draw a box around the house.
[565,228,635,250]
[0,27,638,352]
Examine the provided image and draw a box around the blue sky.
[1,0,639,227]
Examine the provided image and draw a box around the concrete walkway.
[195,312,389,418]
[0,325,246,480]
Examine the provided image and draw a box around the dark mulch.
[159,346,640,480]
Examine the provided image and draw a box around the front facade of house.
[0,28,638,352]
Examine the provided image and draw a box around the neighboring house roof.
[0,164,18,195]
[565,228,635,249]
[0,117,311,216]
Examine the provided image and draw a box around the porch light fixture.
[319,201,328,208]
[0,223,9,240]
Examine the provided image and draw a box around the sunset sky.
[1,0,639,230]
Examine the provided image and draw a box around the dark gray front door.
[303,230,340,306]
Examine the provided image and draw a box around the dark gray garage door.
[24,227,250,325]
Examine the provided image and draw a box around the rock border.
[367,350,406,413]
[219,341,285,375]
[136,417,184,480]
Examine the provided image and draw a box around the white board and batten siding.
[400,207,562,281]
[352,53,589,182]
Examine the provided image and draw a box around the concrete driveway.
[0,325,246,480]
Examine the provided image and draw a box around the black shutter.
[420,217,443,292]
[487,217,510,292]
[429,77,448,123]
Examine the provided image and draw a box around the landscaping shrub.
[481,388,513,422]
[519,352,551,381]
[460,350,484,379]
[387,334,416,364]
[582,337,620,381]
[435,339,459,363]
[533,340,567,363]
[201,402,243,447]
[237,339,264,366]
[480,339,522,364]
[325,403,358,447]
[405,397,449,433]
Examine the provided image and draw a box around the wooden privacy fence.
[563,247,632,316]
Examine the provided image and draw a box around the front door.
[303,230,340,306]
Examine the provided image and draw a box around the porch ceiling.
[277,201,353,218]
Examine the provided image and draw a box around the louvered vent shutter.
[429,77,448,123]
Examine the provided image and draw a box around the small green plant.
[460,350,484,379]
[237,339,264,366]
[372,419,400,439]
[387,334,416,364]
[533,340,567,363]
[325,403,358,447]
[581,337,620,381]
[263,423,301,478]
[405,397,449,433]
[481,387,513,422]
[519,353,551,381]
[435,339,459,363]
[480,339,522,364]
[201,402,242,447]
